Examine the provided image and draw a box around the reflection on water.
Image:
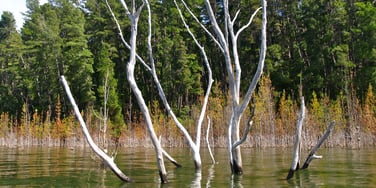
[0,147,375,187]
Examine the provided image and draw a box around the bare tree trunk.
[107,0,212,174]
[287,99,335,180]
[126,2,168,183]
[287,97,305,180]
[177,0,267,174]
[60,76,132,182]
[105,0,168,183]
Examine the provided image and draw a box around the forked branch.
[232,107,255,151]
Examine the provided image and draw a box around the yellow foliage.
[362,84,376,133]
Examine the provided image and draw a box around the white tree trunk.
[206,117,216,164]
[126,2,168,183]
[287,96,305,180]
[176,0,265,173]
[60,76,132,182]
[105,0,168,183]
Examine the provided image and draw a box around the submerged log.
[302,121,335,169]
[60,75,132,182]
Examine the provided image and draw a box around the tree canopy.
[0,0,375,132]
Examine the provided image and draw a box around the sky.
[0,0,47,30]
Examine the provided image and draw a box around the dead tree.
[287,97,305,179]
[177,0,267,174]
[105,0,214,181]
[287,97,336,180]
[105,0,169,183]
[60,76,133,182]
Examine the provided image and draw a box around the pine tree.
[0,11,24,115]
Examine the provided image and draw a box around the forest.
[0,0,375,148]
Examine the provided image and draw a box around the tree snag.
[287,97,336,180]
[60,75,132,182]
[287,96,305,180]
[177,0,267,175]
[105,0,168,183]
[302,121,335,169]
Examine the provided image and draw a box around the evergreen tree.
[352,2,376,97]
[22,1,62,116]
[56,0,95,108]
[0,11,24,115]
[85,0,127,130]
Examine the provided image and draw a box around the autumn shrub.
[361,84,376,133]
[31,110,43,139]
[208,83,227,139]
[275,90,297,136]
[0,112,9,137]
[253,75,276,136]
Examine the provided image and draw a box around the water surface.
[0,146,375,187]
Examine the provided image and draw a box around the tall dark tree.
[22,2,62,116]
[0,11,24,115]
[22,0,94,118]
[56,0,95,108]
[352,2,376,97]
[85,0,132,125]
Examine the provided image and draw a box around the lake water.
[0,146,375,187]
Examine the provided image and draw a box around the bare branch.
[60,76,132,182]
[206,116,215,164]
[232,121,253,151]
[231,9,241,25]
[203,0,228,50]
[174,0,214,149]
[146,0,196,151]
[119,0,130,14]
[203,0,236,105]
[178,0,224,52]
[159,136,182,168]
[235,7,262,39]
[232,107,255,150]
[104,0,151,71]
[302,121,335,169]
[238,0,267,114]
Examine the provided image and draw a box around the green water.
[0,146,375,187]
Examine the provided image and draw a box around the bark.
[60,76,132,182]
[106,0,168,183]
[206,117,215,164]
[287,99,335,180]
[126,3,168,183]
[302,121,335,169]
[287,97,305,180]
[189,0,267,175]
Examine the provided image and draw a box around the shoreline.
[1,131,374,149]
